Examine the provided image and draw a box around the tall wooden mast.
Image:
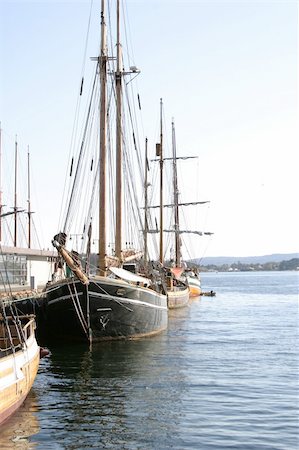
[144,137,149,265]
[14,137,18,247]
[159,98,164,264]
[172,119,181,266]
[27,146,32,248]
[98,0,108,274]
[115,0,123,261]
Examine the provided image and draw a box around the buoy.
[40,347,50,358]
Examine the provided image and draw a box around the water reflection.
[34,311,192,448]
[0,392,39,449]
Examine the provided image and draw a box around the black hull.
[18,276,168,343]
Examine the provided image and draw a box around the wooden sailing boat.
[0,124,38,254]
[149,110,212,302]
[167,119,214,298]
[169,119,200,298]
[0,136,41,423]
[40,0,167,344]
[0,258,40,425]
[0,132,25,248]
[154,101,190,309]
[0,128,50,298]
[0,313,39,425]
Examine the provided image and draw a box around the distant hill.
[193,253,299,266]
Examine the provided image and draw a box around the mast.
[144,138,149,265]
[172,119,180,266]
[98,0,108,275]
[14,137,18,247]
[115,0,123,261]
[159,98,164,264]
[27,146,32,248]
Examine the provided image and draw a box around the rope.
[67,281,89,339]
[57,0,95,233]
[63,67,98,234]
[85,285,92,347]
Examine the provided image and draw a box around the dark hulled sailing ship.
[28,0,168,344]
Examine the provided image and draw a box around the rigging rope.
[67,281,89,339]
[58,0,95,234]
[63,67,98,234]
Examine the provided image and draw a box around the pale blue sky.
[0,0,298,257]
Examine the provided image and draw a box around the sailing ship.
[149,101,190,309]
[0,127,34,250]
[0,135,43,422]
[167,119,213,298]
[148,108,213,302]
[0,295,40,425]
[164,116,190,308]
[0,126,57,321]
[38,0,168,344]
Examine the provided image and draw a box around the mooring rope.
[67,281,89,339]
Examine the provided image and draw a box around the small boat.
[200,290,216,297]
[0,310,40,425]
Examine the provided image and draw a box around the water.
[0,271,298,449]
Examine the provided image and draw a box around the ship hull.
[167,286,189,309]
[0,317,40,425]
[25,276,168,343]
[187,275,201,297]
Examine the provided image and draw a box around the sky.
[0,0,298,259]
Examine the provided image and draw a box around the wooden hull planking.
[167,287,190,309]
[0,320,40,425]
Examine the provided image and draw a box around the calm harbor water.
[0,271,298,449]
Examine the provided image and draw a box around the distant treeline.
[192,258,299,272]
[88,254,298,272]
